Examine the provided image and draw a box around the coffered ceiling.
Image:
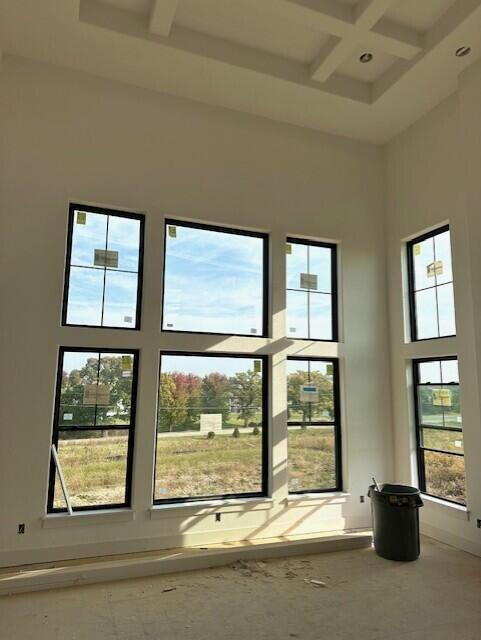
[1,0,480,142]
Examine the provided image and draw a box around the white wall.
[386,59,481,557]
[0,56,391,567]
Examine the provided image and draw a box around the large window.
[154,353,267,503]
[407,226,456,340]
[287,357,341,493]
[162,220,268,336]
[286,238,337,341]
[413,357,466,505]
[63,204,144,329]
[48,348,139,512]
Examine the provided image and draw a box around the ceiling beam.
[149,0,178,38]
[311,0,396,82]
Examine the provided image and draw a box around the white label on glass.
[63,413,73,421]
[432,388,452,407]
[457,416,462,423]
[455,440,462,448]
[426,260,443,278]
[94,249,119,268]
[124,315,133,323]
[83,384,110,405]
[200,414,223,433]
[300,384,319,403]
[300,273,318,290]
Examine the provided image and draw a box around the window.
[413,357,466,505]
[286,238,337,341]
[287,357,341,493]
[154,353,267,503]
[63,204,144,329]
[407,226,456,340]
[48,348,139,512]
[162,220,268,336]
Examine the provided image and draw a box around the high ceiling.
[1,0,480,142]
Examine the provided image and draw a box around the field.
[53,427,466,508]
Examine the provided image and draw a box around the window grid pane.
[286,239,337,341]
[63,205,143,329]
[287,358,341,494]
[408,227,456,340]
[49,349,138,512]
[414,358,466,505]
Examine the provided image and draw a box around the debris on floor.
[230,559,271,577]
[304,578,327,588]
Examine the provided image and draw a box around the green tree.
[230,370,262,428]
[201,373,230,423]
[287,370,333,425]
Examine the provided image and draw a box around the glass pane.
[423,450,466,504]
[286,242,307,290]
[309,293,333,340]
[415,287,438,339]
[288,425,336,492]
[437,283,456,336]
[96,353,134,426]
[287,290,308,338]
[441,359,459,384]
[53,429,129,509]
[162,224,264,335]
[412,236,434,291]
[417,386,444,427]
[287,360,334,423]
[59,351,99,427]
[102,270,138,328]
[422,429,464,454]
[66,266,104,326]
[70,210,107,267]
[106,216,140,272]
[309,245,332,293]
[418,360,441,384]
[155,355,264,500]
[433,230,453,286]
[443,386,462,428]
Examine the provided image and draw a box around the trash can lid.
[379,483,420,495]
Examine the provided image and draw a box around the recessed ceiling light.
[455,46,471,57]
[359,52,373,63]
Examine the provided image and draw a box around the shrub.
[207,431,215,439]
[232,427,240,438]
[252,426,260,435]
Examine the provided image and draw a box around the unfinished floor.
[1,537,480,640]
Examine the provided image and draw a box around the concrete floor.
[1,538,480,640]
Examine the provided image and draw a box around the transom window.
[154,353,267,503]
[63,204,144,329]
[48,348,139,512]
[407,226,456,340]
[413,357,466,505]
[286,238,337,341]
[287,357,341,493]
[162,220,268,336]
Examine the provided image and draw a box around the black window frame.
[47,346,140,513]
[412,356,466,506]
[153,350,269,505]
[62,203,145,330]
[406,224,455,342]
[287,356,342,494]
[161,218,269,338]
[286,237,338,342]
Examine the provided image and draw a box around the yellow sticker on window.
[286,243,292,254]
[121,355,132,371]
[168,226,177,238]
[326,363,333,375]
[76,211,86,225]
[414,244,421,256]
[254,360,261,373]
[432,388,452,407]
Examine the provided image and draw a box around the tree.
[201,372,230,423]
[230,370,262,428]
[287,370,334,425]
[158,373,188,432]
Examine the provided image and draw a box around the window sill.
[421,494,470,521]
[286,492,350,507]
[42,509,135,529]
[150,497,274,519]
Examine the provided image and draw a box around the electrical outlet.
[18,523,25,534]
[215,513,221,522]
[360,495,365,503]
[476,518,481,529]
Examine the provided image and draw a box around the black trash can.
[368,483,423,561]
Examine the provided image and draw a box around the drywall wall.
[386,59,481,556]
[0,56,390,567]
